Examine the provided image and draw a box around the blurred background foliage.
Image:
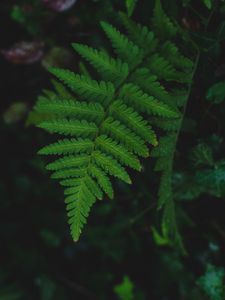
[0,0,225,299]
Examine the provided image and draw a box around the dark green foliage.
[198,265,225,300]
[114,276,134,300]
[206,81,225,104]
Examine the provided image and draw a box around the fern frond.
[38,138,94,155]
[38,119,98,137]
[151,134,176,159]
[96,135,141,170]
[152,0,177,40]
[65,180,96,241]
[93,151,131,184]
[60,178,82,187]
[49,68,115,104]
[100,21,143,67]
[35,97,104,121]
[161,41,194,71]
[51,79,73,99]
[42,89,57,99]
[34,5,195,242]
[119,84,179,117]
[147,54,189,83]
[130,68,172,104]
[119,12,157,53]
[110,100,158,146]
[85,175,103,200]
[161,196,185,253]
[154,156,171,172]
[102,117,149,157]
[51,168,86,179]
[158,170,173,208]
[64,186,81,195]
[46,154,90,171]
[151,118,181,131]
[89,165,114,199]
[126,0,137,17]
[73,43,129,85]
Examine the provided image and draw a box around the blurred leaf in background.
[114,276,134,300]
[42,0,77,12]
[125,0,137,17]
[202,0,212,10]
[206,81,225,104]
[190,143,214,167]
[1,41,44,64]
[198,264,225,300]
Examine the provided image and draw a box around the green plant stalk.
[159,48,200,254]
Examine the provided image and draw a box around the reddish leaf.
[42,0,77,12]
[1,41,44,64]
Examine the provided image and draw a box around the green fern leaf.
[60,178,82,187]
[65,180,96,241]
[102,117,149,157]
[101,21,143,67]
[46,154,90,171]
[130,69,172,104]
[35,97,104,121]
[152,0,177,40]
[85,175,103,200]
[93,151,132,184]
[89,165,114,199]
[51,168,86,179]
[51,79,73,99]
[38,119,98,137]
[161,41,194,71]
[38,138,94,155]
[96,135,141,170]
[120,12,157,54]
[110,100,158,146]
[151,118,181,131]
[34,5,194,242]
[49,68,115,104]
[73,43,129,85]
[147,54,189,82]
[126,0,137,17]
[42,89,57,99]
[119,84,179,117]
